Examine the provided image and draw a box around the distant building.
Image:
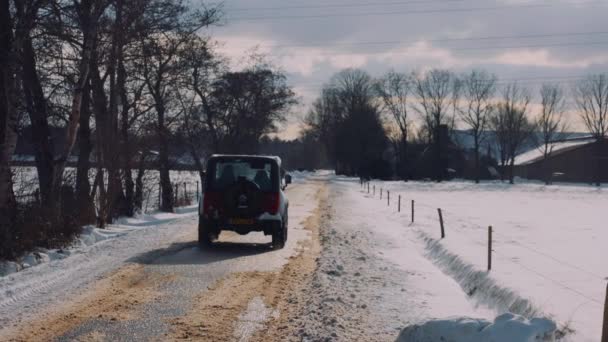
[513,137,608,183]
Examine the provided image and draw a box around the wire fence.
[15,180,201,214]
[359,179,608,322]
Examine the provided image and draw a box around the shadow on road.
[129,240,273,266]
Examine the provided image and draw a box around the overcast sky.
[206,0,608,139]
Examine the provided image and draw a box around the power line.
[292,80,586,92]
[225,0,467,12]
[224,0,603,15]
[233,30,608,50]
[268,41,607,57]
[227,3,603,21]
[291,75,590,89]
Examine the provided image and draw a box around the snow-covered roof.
[514,137,596,166]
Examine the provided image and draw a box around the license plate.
[229,218,254,225]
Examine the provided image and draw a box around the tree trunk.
[157,102,173,212]
[91,64,109,227]
[75,80,95,224]
[542,146,551,185]
[94,168,107,228]
[51,56,91,203]
[0,0,18,217]
[595,140,602,187]
[188,143,205,184]
[20,33,55,203]
[134,152,147,212]
[118,39,134,217]
[509,157,515,184]
[399,136,408,181]
[474,136,480,184]
[104,23,121,222]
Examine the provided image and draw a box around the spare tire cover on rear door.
[222,178,264,218]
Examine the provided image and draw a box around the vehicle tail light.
[264,192,280,215]
[203,192,222,217]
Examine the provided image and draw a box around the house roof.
[514,136,597,166]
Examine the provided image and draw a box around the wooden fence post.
[373,185,375,196]
[184,182,187,202]
[380,188,383,199]
[367,182,370,193]
[159,183,162,208]
[387,191,390,206]
[196,181,200,201]
[438,208,445,238]
[602,282,608,342]
[398,195,401,212]
[174,183,178,203]
[488,226,493,271]
[411,200,415,223]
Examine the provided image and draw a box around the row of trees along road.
[307,68,608,185]
[0,0,296,260]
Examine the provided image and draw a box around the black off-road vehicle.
[198,155,292,249]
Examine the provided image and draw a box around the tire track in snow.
[0,214,197,332]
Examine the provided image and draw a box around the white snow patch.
[397,313,557,342]
[234,296,279,342]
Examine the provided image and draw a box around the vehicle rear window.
[207,159,277,192]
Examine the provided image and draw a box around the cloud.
[207,0,608,136]
[492,49,608,69]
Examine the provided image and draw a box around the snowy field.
[11,167,202,212]
[357,178,607,341]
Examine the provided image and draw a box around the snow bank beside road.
[397,313,556,342]
[0,205,198,278]
[420,231,540,318]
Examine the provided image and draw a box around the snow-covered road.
[0,175,323,341]
[0,207,199,330]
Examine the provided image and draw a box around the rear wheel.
[198,218,217,247]
[272,220,287,250]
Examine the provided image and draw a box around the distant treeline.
[304,68,608,184]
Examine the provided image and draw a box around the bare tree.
[206,65,297,154]
[179,37,231,185]
[574,73,608,185]
[575,74,608,139]
[138,4,221,212]
[375,71,411,180]
[458,70,496,183]
[412,69,460,181]
[490,83,534,184]
[307,69,387,177]
[536,84,568,184]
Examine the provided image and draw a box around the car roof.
[208,154,282,166]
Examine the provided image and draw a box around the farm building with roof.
[513,136,608,183]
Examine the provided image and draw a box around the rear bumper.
[200,217,282,235]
